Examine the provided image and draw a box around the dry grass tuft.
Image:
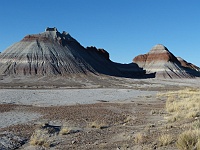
[158,133,173,146]
[29,123,60,148]
[134,132,148,144]
[150,109,165,115]
[197,140,200,150]
[176,129,200,150]
[88,120,108,129]
[157,88,200,149]
[122,115,136,125]
[59,127,71,135]
[181,120,200,130]
[59,126,80,135]
[158,88,200,122]
[192,120,200,129]
[29,129,52,147]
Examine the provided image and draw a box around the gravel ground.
[0,111,41,128]
[0,88,157,106]
[0,88,157,131]
[0,78,199,149]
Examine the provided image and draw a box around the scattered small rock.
[71,140,77,144]
[97,100,109,103]
[0,132,26,150]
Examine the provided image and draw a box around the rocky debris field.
[0,99,166,150]
[0,78,199,149]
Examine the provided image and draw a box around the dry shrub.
[124,115,133,123]
[197,140,200,150]
[59,127,71,135]
[150,109,159,115]
[29,123,59,148]
[59,126,80,135]
[192,120,200,129]
[158,133,173,146]
[176,129,200,150]
[150,109,165,115]
[29,129,52,147]
[134,132,148,144]
[165,113,181,123]
[157,89,200,149]
[88,120,108,129]
[182,120,200,130]
[158,88,200,122]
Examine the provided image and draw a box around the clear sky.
[0,0,200,66]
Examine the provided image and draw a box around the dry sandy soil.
[0,77,199,150]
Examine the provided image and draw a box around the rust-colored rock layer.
[0,28,145,78]
[133,44,200,78]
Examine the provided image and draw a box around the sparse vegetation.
[29,128,52,147]
[123,115,136,125]
[29,123,60,148]
[59,126,80,135]
[59,126,71,135]
[29,122,82,149]
[150,109,160,115]
[159,88,200,122]
[2,87,199,149]
[192,120,200,129]
[158,133,173,146]
[176,129,200,150]
[134,132,148,144]
[158,88,200,150]
[150,109,166,115]
[88,120,108,129]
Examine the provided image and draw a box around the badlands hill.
[133,44,200,79]
[0,28,199,83]
[0,27,144,79]
[177,57,200,71]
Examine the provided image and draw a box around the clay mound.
[0,27,145,78]
[133,44,194,79]
[177,57,200,77]
[0,29,96,76]
[177,57,200,71]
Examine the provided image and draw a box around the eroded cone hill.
[0,28,200,83]
[133,44,200,79]
[0,27,144,79]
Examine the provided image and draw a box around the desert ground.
[0,76,199,150]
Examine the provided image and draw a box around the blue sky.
[0,0,200,66]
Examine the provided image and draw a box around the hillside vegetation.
[158,88,200,150]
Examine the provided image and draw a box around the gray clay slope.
[0,28,144,78]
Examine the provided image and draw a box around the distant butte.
[0,27,145,78]
[0,28,199,82]
[133,44,200,79]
